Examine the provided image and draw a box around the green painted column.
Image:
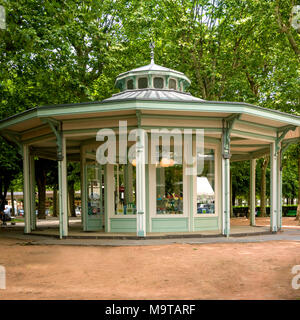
[23,144,31,234]
[105,164,114,232]
[189,172,194,232]
[80,145,87,231]
[136,129,146,237]
[277,149,282,230]
[145,163,150,233]
[222,158,230,237]
[58,135,68,238]
[270,142,278,232]
[250,159,256,226]
[30,155,36,231]
[104,164,108,232]
[221,124,231,237]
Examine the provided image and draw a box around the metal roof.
[117,63,186,77]
[103,88,205,103]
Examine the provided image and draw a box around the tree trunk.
[0,175,9,212]
[247,191,250,220]
[36,177,46,219]
[68,180,76,217]
[11,189,15,216]
[52,185,58,217]
[260,156,269,217]
[35,159,47,219]
[296,156,300,222]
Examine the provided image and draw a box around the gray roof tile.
[103,89,204,103]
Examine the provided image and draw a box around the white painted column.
[270,142,278,232]
[189,134,197,232]
[105,164,114,232]
[148,164,156,232]
[30,155,36,231]
[277,149,282,230]
[58,135,68,238]
[250,158,256,226]
[222,157,230,237]
[23,144,31,234]
[136,129,146,237]
[80,145,87,231]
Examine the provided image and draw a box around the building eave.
[0,98,299,132]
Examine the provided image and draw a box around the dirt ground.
[231,216,300,227]
[0,236,300,300]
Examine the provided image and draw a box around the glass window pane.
[127,79,133,89]
[87,164,104,216]
[169,79,177,90]
[154,77,164,89]
[138,77,148,89]
[197,149,215,214]
[156,164,183,214]
[114,164,136,215]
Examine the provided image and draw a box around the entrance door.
[85,163,105,231]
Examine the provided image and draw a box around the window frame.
[113,163,137,216]
[193,143,219,217]
[137,76,148,89]
[168,78,177,90]
[126,79,134,90]
[153,76,165,89]
[152,162,188,218]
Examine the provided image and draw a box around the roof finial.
[149,41,155,64]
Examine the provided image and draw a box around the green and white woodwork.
[80,145,87,230]
[270,142,278,232]
[136,129,146,237]
[250,159,256,227]
[58,135,68,238]
[278,149,283,230]
[2,58,299,238]
[222,157,230,237]
[221,123,231,237]
[30,154,36,231]
[23,144,31,234]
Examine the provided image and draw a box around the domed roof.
[103,88,204,103]
[117,62,188,78]
[103,43,204,103]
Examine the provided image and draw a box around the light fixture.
[160,158,175,167]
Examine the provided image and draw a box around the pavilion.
[1,53,300,239]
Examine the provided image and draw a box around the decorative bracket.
[222,114,240,159]
[42,118,63,161]
[275,126,296,156]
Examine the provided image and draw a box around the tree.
[67,162,80,217]
[0,139,22,211]
[273,0,300,223]
[0,0,299,224]
[45,161,58,217]
[0,0,125,213]
[260,156,270,218]
[35,158,53,219]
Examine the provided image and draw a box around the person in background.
[0,210,7,225]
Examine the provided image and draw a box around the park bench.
[286,210,297,217]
